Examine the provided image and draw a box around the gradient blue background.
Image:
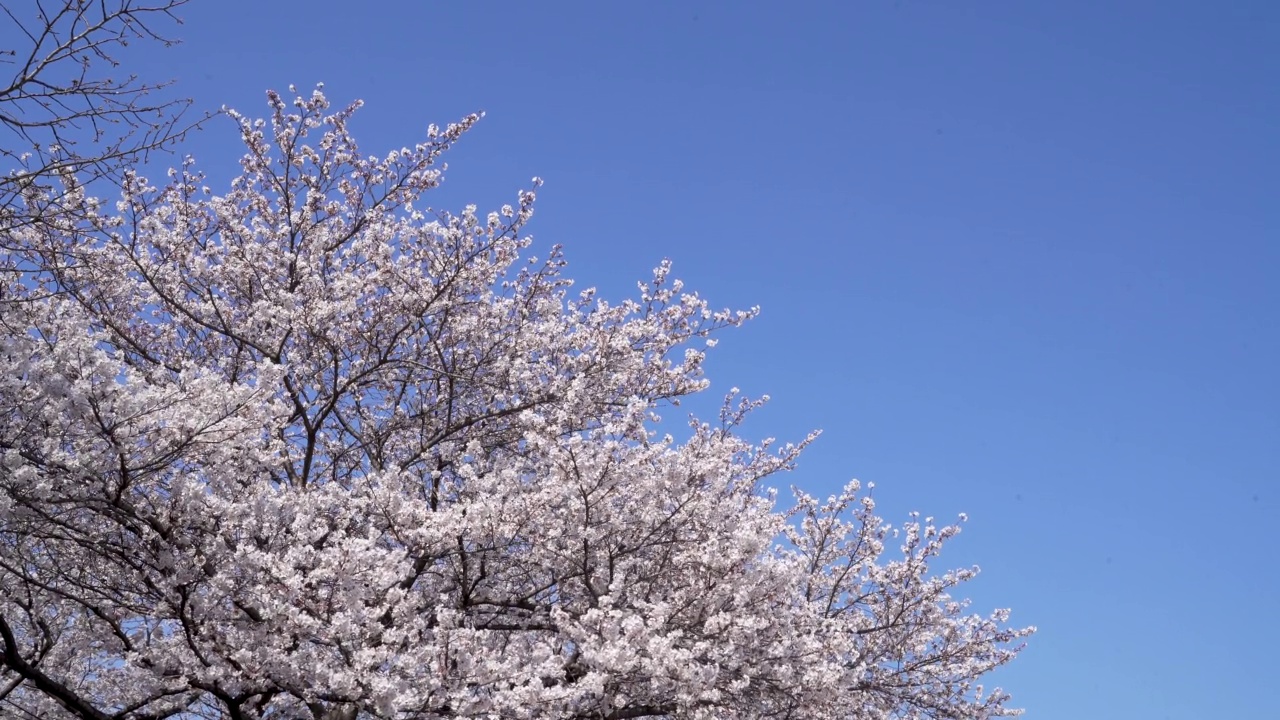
[68,1,1280,716]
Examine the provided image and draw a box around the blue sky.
[99,1,1280,716]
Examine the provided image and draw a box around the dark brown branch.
[0,613,110,720]
[0,0,206,231]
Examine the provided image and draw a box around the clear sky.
[96,1,1280,717]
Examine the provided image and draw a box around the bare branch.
[0,0,204,230]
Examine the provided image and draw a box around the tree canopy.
[0,3,1031,719]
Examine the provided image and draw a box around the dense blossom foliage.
[0,88,1032,719]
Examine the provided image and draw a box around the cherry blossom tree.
[0,83,1032,720]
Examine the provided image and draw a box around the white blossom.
[0,88,1031,720]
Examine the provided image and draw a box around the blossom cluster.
[0,89,1031,719]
